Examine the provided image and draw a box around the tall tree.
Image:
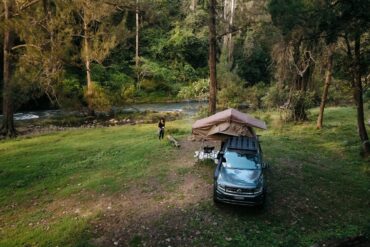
[1,0,16,137]
[351,34,370,155]
[223,0,236,62]
[269,0,319,121]
[334,0,370,155]
[316,44,335,129]
[74,0,124,115]
[208,0,217,115]
[81,8,93,115]
[134,0,141,89]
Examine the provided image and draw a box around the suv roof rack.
[225,136,258,151]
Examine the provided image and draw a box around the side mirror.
[216,152,222,159]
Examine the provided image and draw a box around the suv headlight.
[255,176,264,194]
[217,183,225,191]
[255,184,263,194]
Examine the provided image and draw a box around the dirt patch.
[16,138,217,246]
[84,139,217,246]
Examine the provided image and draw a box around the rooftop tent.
[192,108,267,141]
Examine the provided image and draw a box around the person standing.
[158,118,165,140]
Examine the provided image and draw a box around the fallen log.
[167,135,180,148]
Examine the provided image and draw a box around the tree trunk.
[227,0,235,61]
[353,35,370,155]
[316,44,334,129]
[222,0,228,49]
[135,0,140,87]
[190,0,196,11]
[83,18,94,116]
[222,0,235,62]
[290,41,314,122]
[1,0,16,137]
[208,0,217,115]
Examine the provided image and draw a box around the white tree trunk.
[83,22,92,93]
[135,0,140,88]
[190,0,196,11]
[223,0,236,62]
[228,0,235,61]
[83,16,94,115]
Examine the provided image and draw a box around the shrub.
[218,82,268,110]
[218,82,247,109]
[245,82,267,109]
[121,85,136,102]
[178,79,209,101]
[261,84,289,109]
[140,79,157,92]
[326,79,353,106]
[59,77,84,109]
[84,83,111,111]
[288,90,316,121]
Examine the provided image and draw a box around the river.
[0,101,207,121]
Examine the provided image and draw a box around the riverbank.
[0,100,206,123]
[3,110,185,140]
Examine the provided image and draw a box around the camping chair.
[203,145,215,159]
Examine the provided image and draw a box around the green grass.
[0,121,189,246]
[0,106,369,246]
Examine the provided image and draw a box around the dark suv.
[213,136,266,206]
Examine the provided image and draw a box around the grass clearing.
[0,107,369,246]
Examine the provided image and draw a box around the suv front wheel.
[213,186,220,204]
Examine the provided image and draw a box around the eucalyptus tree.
[135,0,139,82]
[208,0,217,115]
[1,0,15,137]
[269,0,321,121]
[316,43,335,129]
[1,0,51,137]
[308,0,370,154]
[221,0,270,63]
[15,0,76,106]
[269,0,370,155]
[331,0,370,155]
[72,0,128,115]
[209,0,271,114]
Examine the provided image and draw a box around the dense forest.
[1,0,369,155]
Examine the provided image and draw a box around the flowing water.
[0,101,207,121]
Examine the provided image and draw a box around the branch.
[7,0,42,18]
[103,1,135,11]
[217,26,244,39]
[289,49,315,77]
[344,34,353,58]
[19,0,41,11]
[11,44,42,51]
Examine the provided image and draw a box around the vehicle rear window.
[223,151,261,170]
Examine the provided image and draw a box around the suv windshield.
[223,150,261,170]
